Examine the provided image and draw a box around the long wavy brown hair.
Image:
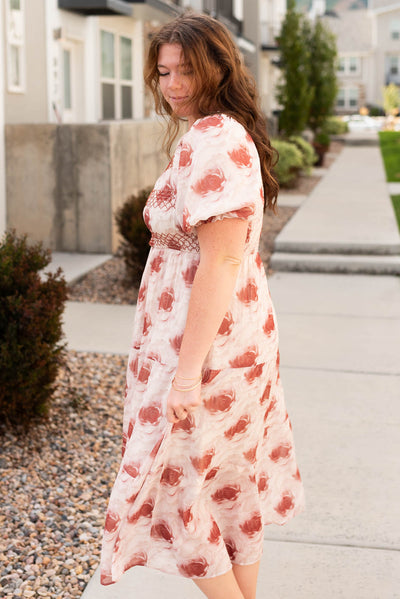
[144,12,279,210]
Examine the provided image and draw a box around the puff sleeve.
[176,114,263,233]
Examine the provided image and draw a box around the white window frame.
[100,28,134,121]
[388,55,400,76]
[348,87,359,109]
[337,55,361,77]
[61,41,76,123]
[336,87,359,110]
[336,88,345,108]
[119,35,134,120]
[338,57,346,73]
[5,0,26,93]
[390,19,400,41]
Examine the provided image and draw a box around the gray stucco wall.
[6,119,168,253]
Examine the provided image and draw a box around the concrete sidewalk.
[271,133,400,274]
[65,273,400,599]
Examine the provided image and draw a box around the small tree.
[276,0,313,136]
[307,18,338,135]
[383,83,400,116]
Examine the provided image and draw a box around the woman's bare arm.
[166,217,248,422]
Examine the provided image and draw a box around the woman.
[100,12,305,599]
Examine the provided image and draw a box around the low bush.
[0,231,67,430]
[323,116,349,135]
[314,131,331,148]
[367,104,385,117]
[272,139,304,188]
[288,135,317,175]
[115,188,152,286]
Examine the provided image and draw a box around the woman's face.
[157,43,198,127]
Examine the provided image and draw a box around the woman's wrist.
[172,375,202,392]
[175,365,203,380]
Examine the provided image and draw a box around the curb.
[270,252,400,275]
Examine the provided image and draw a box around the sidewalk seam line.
[264,538,400,552]
[281,365,400,377]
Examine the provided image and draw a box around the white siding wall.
[46,3,90,123]
[0,0,6,233]
[84,16,99,123]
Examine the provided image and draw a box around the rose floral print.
[100,114,305,585]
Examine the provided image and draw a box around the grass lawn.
[379,131,400,182]
[391,195,400,232]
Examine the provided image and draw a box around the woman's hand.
[166,383,202,423]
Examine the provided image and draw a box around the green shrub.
[367,104,385,117]
[0,231,67,430]
[323,116,349,135]
[288,135,317,175]
[115,188,152,286]
[314,131,331,148]
[272,139,304,187]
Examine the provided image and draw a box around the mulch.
[0,143,343,599]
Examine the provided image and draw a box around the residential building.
[260,0,286,119]
[315,0,400,113]
[1,0,285,246]
[323,9,374,112]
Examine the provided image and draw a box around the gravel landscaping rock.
[0,352,126,599]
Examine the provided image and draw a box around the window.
[100,30,134,120]
[120,36,133,119]
[390,19,400,40]
[348,88,359,108]
[203,0,217,15]
[6,0,25,92]
[337,56,360,77]
[63,49,72,110]
[385,56,400,84]
[349,57,358,73]
[389,56,399,76]
[101,31,116,119]
[336,87,359,110]
[181,0,202,9]
[336,89,345,108]
[338,57,346,73]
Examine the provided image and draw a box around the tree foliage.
[276,0,313,136]
[276,1,339,137]
[382,83,400,116]
[307,18,338,133]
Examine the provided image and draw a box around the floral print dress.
[100,114,305,585]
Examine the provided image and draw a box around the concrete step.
[273,240,400,255]
[270,251,400,275]
[273,145,400,256]
[46,252,112,284]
